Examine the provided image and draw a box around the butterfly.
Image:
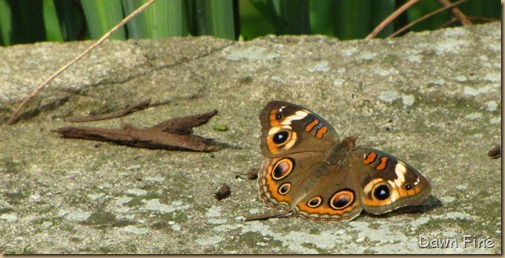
[249,101,431,221]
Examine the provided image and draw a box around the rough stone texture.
[0,22,501,254]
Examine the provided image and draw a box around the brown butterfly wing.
[259,101,339,158]
[280,146,431,221]
[290,162,364,221]
[258,150,364,221]
[258,101,346,218]
[258,153,325,209]
[350,148,431,214]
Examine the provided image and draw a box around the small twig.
[66,99,152,122]
[7,0,158,125]
[365,0,420,40]
[464,16,499,23]
[439,17,460,28]
[438,0,472,26]
[387,0,466,39]
[439,15,496,29]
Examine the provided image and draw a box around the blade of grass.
[193,0,236,40]
[81,0,126,40]
[124,0,188,39]
[207,0,236,39]
[193,0,209,35]
[0,0,12,45]
[279,0,310,34]
[122,0,144,38]
[43,0,64,42]
[370,0,395,38]
[310,0,334,36]
[54,0,86,41]
[151,0,188,38]
[334,0,372,40]
[8,0,46,44]
[248,0,284,34]
[477,0,502,19]
[238,0,275,39]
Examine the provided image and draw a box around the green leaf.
[310,0,334,36]
[43,0,64,41]
[213,124,229,131]
[0,0,12,45]
[123,0,188,39]
[80,0,126,40]
[333,0,371,40]
[279,0,310,34]
[193,0,236,40]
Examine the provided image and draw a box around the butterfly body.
[256,101,431,221]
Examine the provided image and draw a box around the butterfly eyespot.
[271,158,294,180]
[307,196,322,208]
[405,184,412,190]
[273,131,289,144]
[373,185,390,200]
[329,190,354,210]
[278,183,291,195]
[275,113,283,120]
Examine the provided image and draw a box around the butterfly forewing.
[259,101,339,158]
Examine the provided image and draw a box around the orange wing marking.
[375,156,388,171]
[315,126,328,139]
[305,119,319,132]
[363,152,377,165]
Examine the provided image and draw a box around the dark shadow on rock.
[365,194,442,220]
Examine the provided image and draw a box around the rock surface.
[0,22,501,254]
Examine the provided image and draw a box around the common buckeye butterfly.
[249,101,431,221]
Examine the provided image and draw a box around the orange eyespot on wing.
[259,158,297,205]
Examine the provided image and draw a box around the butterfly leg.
[236,168,259,180]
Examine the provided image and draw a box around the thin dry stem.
[387,0,466,39]
[365,0,420,40]
[7,0,158,125]
[438,0,472,25]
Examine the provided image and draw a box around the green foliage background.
[0,0,500,46]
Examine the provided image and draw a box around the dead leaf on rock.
[214,183,231,201]
[488,144,501,159]
[52,109,222,152]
